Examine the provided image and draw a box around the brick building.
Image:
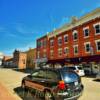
[2,56,13,67]
[13,50,27,69]
[36,8,100,73]
[26,48,36,69]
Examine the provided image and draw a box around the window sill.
[95,33,100,35]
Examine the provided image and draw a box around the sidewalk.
[0,82,16,100]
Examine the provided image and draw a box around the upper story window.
[43,52,47,58]
[40,40,43,48]
[58,48,62,56]
[50,50,54,57]
[22,59,25,64]
[73,45,78,54]
[37,51,40,59]
[58,37,62,46]
[64,47,69,54]
[83,27,89,37]
[37,41,41,48]
[43,39,47,47]
[95,40,100,52]
[50,39,54,46]
[94,23,100,35]
[84,42,91,53]
[43,50,47,58]
[73,30,78,40]
[64,35,68,43]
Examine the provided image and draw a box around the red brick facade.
[36,8,100,66]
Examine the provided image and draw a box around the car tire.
[21,83,29,99]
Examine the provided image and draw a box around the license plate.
[74,81,78,86]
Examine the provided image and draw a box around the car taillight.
[58,80,65,90]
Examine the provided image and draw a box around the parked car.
[63,66,85,77]
[82,64,92,75]
[95,72,100,80]
[21,68,84,100]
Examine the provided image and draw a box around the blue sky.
[0,0,100,56]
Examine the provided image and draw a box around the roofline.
[37,35,47,41]
[47,8,100,38]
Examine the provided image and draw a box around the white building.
[0,52,4,66]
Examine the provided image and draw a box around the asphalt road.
[0,68,100,100]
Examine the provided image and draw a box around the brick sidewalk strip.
[0,82,16,100]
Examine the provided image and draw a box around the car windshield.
[61,70,79,83]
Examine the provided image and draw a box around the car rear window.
[61,71,79,83]
[77,67,83,70]
[62,67,76,70]
[68,67,76,70]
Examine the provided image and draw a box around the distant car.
[63,66,85,76]
[95,72,100,80]
[21,68,84,100]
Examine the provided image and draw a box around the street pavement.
[0,68,28,100]
[79,77,100,100]
[0,68,100,100]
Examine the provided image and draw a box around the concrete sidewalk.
[0,82,16,100]
[0,68,28,100]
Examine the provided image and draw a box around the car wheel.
[44,90,54,100]
[21,83,28,99]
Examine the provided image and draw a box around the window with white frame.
[73,30,78,40]
[50,39,54,46]
[83,27,89,37]
[73,45,78,54]
[95,40,100,52]
[43,39,47,47]
[64,47,69,54]
[84,42,91,53]
[50,50,54,57]
[58,37,62,45]
[41,40,43,48]
[94,23,100,34]
[58,48,62,56]
[64,35,68,43]
[37,51,40,58]
[37,41,41,48]
[43,50,47,58]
